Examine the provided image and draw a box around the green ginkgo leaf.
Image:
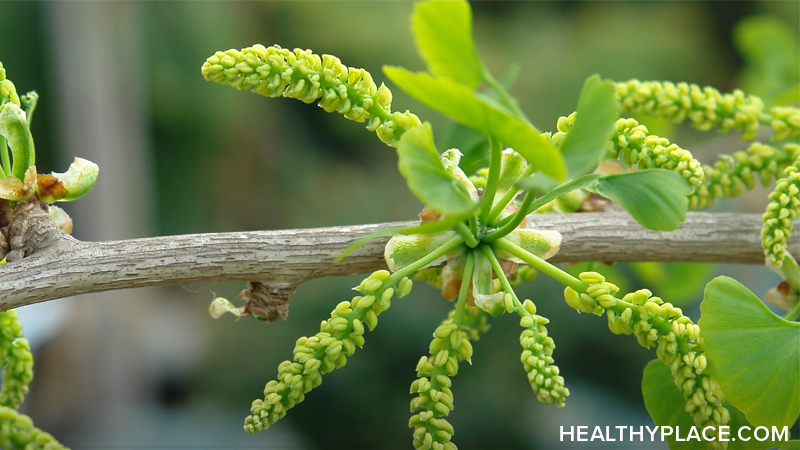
[591,169,692,231]
[0,102,34,180]
[516,169,690,231]
[642,359,780,450]
[700,276,800,429]
[560,75,621,179]
[383,67,566,181]
[396,122,476,216]
[411,0,484,89]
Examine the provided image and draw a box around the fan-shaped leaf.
[699,276,800,429]
[396,122,476,216]
[411,0,484,89]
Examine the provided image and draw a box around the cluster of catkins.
[545,111,705,189]
[202,45,421,145]
[0,310,66,450]
[615,79,799,141]
[409,308,487,450]
[504,294,570,407]
[565,272,730,450]
[762,156,800,267]
[245,270,412,433]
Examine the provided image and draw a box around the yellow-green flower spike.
[567,272,730,450]
[0,339,33,410]
[604,117,704,187]
[767,105,800,142]
[202,45,421,146]
[517,301,569,407]
[0,61,21,107]
[244,271,411,433]
[0,406,68,450]
[691,142,800,209]
[761,156,800,267]
[0,310,33,411]
[409,307,488,450]
[616,80,767,141]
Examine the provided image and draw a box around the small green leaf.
[778,441,800,450]
[0,102,34,180]
[591,169,692,231]
[700,276,800,429]
[383,67,566,181]
[516,169,691,231]
[396,122,476,216]
[643,359,779,450]
[37,157,99,203]
[642,360,707,450]
[411,0,484,89]
[560,75,621,178]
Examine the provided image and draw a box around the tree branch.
[1,212,796,310]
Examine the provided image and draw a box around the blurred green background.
[1,2,797,449]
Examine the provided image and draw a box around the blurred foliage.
[1,1,798,448]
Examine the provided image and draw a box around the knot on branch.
[237,281,295,323]
[0,198,72,261]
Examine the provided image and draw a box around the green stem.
[453,252,476,327]
[456,222,479,248]
[491,238,585,293]
[480,244,520,304]
[784,300,800,321]
[469,214,478,237]
[0,136,9,177]
[478,137,503,225]
[482,192,535,243]
[487,165,536,225]
[386,235,465,286]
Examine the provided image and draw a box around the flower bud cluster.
[761,156,800,267]
[615,80,765,141]
[409,308,487,450]
[0,310,33,410]
[244,270,412,433]
[565,272,730,450]
[513,297,569,407]
[0,62,20,107]
[606,117,704,187]
[202,45,421,145]
[767,105,800,142]
[0,339,33,410]
[691,143,800,209]
[0,406,67,450]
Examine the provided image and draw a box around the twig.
[0,212,796,310]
